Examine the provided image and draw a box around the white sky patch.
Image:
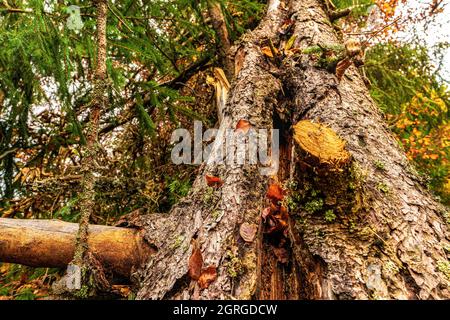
[268,0,281,13]
[394,0,450,82]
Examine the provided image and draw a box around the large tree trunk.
[132,0,450,300]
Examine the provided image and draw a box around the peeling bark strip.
[0,218,153,277]
[132,0,449,300]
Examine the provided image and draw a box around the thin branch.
[330,8,351,22]
[345,17,402,38]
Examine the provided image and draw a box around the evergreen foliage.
[0,0,264,205]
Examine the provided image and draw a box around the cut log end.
[293,120,351,170]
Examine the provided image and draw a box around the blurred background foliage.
[0,0,448,299]
[365,43,449,204]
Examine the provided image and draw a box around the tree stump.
[293,120,351,172]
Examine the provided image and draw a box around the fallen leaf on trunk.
[261,46,279,58]
[265,205,289,235]
[266,216,277,233]
[279,205,288,220]
[188,246,203,280]
[266,218,287,235]
[239,222,258,242]
[336,58,352,81]
[205,175,223,188]
[266,183,284,203]
[198,266,217,289]
[270,202,278,212]
[235,119,252,133]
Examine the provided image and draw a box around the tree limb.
[0,218,153,278]
[207,0,234,81]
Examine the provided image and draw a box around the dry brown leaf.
[279,205,288,220]
[266,216,277,232]
[266,218,286,235]
[336,58,352,81]
[261,46,279,58]
[198,265,217,289]
[266,183,284,203]
[261,207,271,220]
[239,222,258,242]
[265,205,289,235]
[261,46,273,58]
[235,119,252,133]
[205,175,223,188]
[188,245,203,280]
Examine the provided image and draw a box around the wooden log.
[0,218,153,277]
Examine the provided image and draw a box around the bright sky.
[395,0,450,82]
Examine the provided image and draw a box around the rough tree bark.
[131,0,450,300]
